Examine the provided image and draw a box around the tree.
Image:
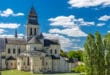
[84,33,96,75]
[60,50,67,57]
[67,50,83,61]
[104,33,110,75]
[84,32,105,75]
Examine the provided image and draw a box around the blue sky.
[0,0,110,51]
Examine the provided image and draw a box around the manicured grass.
[1,70,84,75]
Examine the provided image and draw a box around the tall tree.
[104,33,110,75]
[95,32,105,75]
[84,33,96,75]
[84,32,105,75]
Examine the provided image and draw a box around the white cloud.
[49,28,87,37]
[48,15,75,28]
[107,31,110,33]
[0,23,20,29]
[0,8,24,17]
[48,15,92,37]
[0,33,24,38]
[48,15,94,28]
[0,29,5,34]
[98,15,110,21]
[97,23,105,26]
[68,0,110,8]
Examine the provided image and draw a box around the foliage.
[104,33,110,75]
[60,50,83,61]
[67,50,83,61]
[84,32,105,75]
[72,64,85,73]
[60,50,67,57]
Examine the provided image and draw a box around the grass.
[1,70,84,75]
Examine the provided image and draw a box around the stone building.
[0,6,76,73]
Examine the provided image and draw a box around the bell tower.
[26,6,39,40]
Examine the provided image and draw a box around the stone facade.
[0,6,76,73]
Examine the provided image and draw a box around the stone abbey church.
[0,6,76,73]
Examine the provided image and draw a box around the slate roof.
[28,6,38,25]
[51,55,60,59]
[0,38,6,52]
[5,38,26,44]
[28,36,42,44]
[6,56,16,60]
[44,39,60,47]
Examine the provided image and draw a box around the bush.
[72,64,85,73]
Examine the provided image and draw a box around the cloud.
[0,33,24,38]
[49,28,87,37]
[48,15,94,28]
[98,15,110,21]
[0,8,24,17]
[97,23,105,26]
[0,29,5,34]
[48,15,94,37]
[0,23,20,29]
[107,31,110,33]
[68,0,110,8]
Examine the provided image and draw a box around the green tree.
[84,32,105,75]
[95,32,105,75]
[67,50,83,61]
[104,33,110,75]
[60,50,67,57]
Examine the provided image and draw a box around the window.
[18,62,20,65]
[18,48,21,54]
[13,48,16,54]
[8,48,10,54]
[11,63,13,66]
[30,28,32,36]
[34,28,36,35]
[27,57,30,66]
[34,47,36,51]
[55,49,57,54]
[50,49,52,54]
[46,62,48,65]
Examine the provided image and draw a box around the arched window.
[34,28,36,35]
[55,49,57,54]
[8,48,10,54]
[18,48,21,54]
[30,28,32,36]
[27,57,30,66]
[13,48,16,54]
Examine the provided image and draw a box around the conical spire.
[28,6,37,17]
[28,6,38,25]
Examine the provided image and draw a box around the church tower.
[26,6,39,40]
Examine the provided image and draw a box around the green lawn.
[1,70,84,75]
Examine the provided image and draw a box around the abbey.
[0,7,76,73]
